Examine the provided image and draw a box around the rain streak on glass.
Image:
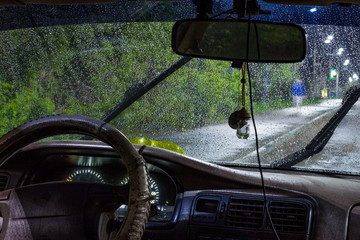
[0,3,359,174]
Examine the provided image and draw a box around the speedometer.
[120,177,160,204]
[67,169,105,184]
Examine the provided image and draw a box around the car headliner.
[2,0,360,6]
[264,0,360,6]
[0,0,359,32]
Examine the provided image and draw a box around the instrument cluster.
[27,154,178,222]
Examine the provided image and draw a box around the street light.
[325,35,334,44]
[353,73,359,81]
[337,48,344,55]
[344,59,350,66]
[310,8,317,12]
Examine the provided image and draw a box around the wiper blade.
[81,56,191,141]
[101,56,192,123]
[270,85,360,169]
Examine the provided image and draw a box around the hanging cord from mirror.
[241,63,247,107]
[247,63,280,240]
[245,12,280,240]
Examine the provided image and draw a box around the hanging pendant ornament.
[228,63,251,139]
[229,107,251,139]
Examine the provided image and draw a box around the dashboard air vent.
[226,197,264,229]
[268,201,308,233]
[0,174,8,191]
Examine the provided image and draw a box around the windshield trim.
[215,161,360,177]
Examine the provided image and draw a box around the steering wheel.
[0,115,151,240]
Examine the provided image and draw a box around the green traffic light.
[330,69,337,79]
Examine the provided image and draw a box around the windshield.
[0,1,359,175]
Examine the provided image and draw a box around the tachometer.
[120,177,160,204]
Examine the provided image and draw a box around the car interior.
[0,0,359,240]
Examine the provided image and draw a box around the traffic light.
[330,69,337,79]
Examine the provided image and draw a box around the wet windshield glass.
[0,2,359,174]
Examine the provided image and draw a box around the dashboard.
[0,140,360,240]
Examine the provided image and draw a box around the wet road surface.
[156,99,342,162]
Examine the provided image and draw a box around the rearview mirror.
[172,20,306,63]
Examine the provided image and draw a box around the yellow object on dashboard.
[130,137,185,155]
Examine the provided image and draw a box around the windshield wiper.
[81,56,191,140]
[101,56,192,123]
[270,85,360,169]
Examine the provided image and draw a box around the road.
[155,99,343,163]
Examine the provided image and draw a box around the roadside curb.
[235,107,340,164]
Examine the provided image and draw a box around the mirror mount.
[234,0,258,19]
[194,0,213,19]
[193,0,271,20]
[233,0,271,19]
